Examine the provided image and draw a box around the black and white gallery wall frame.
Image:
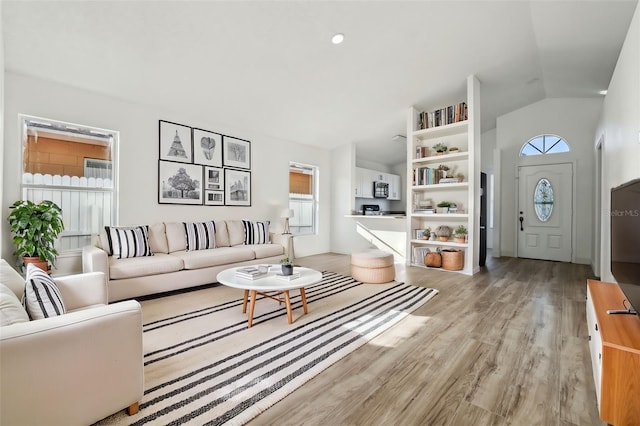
[158,120,252,206]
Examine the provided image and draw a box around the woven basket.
[441,249,464,271]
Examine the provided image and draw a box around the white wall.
[596,5,640,282]
[481,127,496,249]
[495,97,603,264]
[2,72,331,266]
[0,1,5,257]
[331,148,407,257]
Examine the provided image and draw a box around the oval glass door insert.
[534,178,554,222]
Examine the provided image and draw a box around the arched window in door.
[520,134,570,157]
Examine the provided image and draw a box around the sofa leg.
[127,402,139,415]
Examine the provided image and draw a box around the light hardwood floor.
[248,253,604,426]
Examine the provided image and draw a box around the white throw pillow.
[23,263,66,320]
[0,282,29,326]
[183,221,216,251]
[243,220,270,245]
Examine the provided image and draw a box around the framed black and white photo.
[204,166,224,190]
[159,121,192,163]
[223,136,251,170]
[204,190,224,206]
[224,168,251,206]
[158,160,203,205]
[193,128,222,167]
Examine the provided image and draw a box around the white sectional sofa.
[82,220,293,302]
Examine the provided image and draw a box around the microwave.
[373,181,389,198]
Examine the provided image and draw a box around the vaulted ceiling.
[3,1,637,166]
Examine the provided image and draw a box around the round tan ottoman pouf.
[351,250,396,284]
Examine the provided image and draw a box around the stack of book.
[235,267,267,280]
[414,208,434,214]
[276,272,301,281]
[439,177,460,184]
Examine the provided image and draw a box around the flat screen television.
[610,178,640,315]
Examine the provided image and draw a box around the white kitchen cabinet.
[387,174,402,200]
[355,167,374,199]
[356,168,401,200]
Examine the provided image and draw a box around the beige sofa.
[0,258,143,426]
[82,220,293,302]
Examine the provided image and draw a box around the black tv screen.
[610,178,640,315]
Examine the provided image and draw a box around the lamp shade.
[281,208,294,218]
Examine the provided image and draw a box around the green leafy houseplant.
[433,142,448,153]
[454,225,468,242]
[435,225,452,242]
[7,200,64,268]
[422,227,431,239]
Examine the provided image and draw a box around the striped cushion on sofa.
[105,226,153,259]
[22,263,66,320]
[183,221,217,251]
[242,220,270,245]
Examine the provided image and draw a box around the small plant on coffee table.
[280,257,293,276]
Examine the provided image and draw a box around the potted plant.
[433,142,448,155]
[435,225,452,242]
[437,164,450,180]
[280,257,293,276]
[453,225,468,243]
[437,201,451,214]
[7,200,65,271]
[422,227,431,240]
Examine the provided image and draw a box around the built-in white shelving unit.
[406,75,480,275]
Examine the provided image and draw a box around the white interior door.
[517,163,572,262]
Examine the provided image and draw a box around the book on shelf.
[236,267,268,279]
[414,208,434,214]
[418,102,467,130]
[276,272,301,281]
[415,146,430,159]
[412,246,431,265]
[413,166,440,186]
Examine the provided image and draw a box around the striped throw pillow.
[243,220,270,245]
[183,221,217,251]
[22,263,66,320]
[105,225,153,259]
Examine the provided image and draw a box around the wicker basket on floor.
[441,249,464,271]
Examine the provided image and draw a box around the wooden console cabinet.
[586,279,640,425]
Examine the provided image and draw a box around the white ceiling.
[3,1,637,166]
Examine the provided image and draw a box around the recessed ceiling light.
[599,90,608,95]
[331,33,344,44]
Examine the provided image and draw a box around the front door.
[517,163,572,262]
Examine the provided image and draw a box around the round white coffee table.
[216,266,322,328]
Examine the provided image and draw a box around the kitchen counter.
[344,214,406,219]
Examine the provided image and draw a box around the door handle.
[519,216,524,231]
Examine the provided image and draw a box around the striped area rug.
[96,271,437,426]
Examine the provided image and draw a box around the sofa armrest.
[270,232,294,260]
[0,300,143,425]
[54,272,108,310]
[82,245,110,279]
